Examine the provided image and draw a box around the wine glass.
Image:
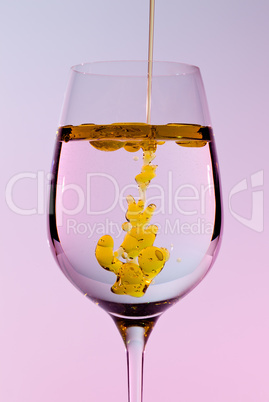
[48,61,222,401]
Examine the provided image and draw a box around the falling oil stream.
[146,0,155,124]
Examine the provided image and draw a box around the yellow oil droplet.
[90,140,124,151]
[155,249,164,261]
[176,140,207,148]
[124,142,141,152]
[122,222,132,232]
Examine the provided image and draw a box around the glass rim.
[70,60,200,77]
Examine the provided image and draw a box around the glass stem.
[112,315,158,402]
[126,326,145,402]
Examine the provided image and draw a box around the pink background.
[1,0,268,401]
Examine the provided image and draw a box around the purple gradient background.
[1,0,268,401]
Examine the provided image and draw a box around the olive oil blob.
[94,139,169,298]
